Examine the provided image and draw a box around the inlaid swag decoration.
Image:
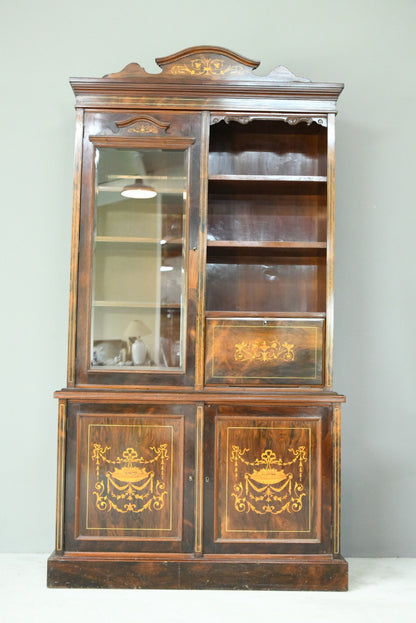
[234,339,296,363]
[91,442,169,514]
[230,445,307,516]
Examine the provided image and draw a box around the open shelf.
[207,241,326,247]
[208,184,327,245]
[209,119,327,178]
[205,310,326,318]
[206,118,328,316]
[207,241,326,255]
[209,174,327,182]
[205,255,326,314]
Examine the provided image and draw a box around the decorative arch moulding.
[115,114,171,135]
[210,114,328,128]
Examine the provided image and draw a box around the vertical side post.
[55,400,67,553]
[67,109,84,386]
[326,113,336,389]
[194,111,210,390]
[194,404,204,555]
[332,404,341,554]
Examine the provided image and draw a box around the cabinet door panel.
[75,111,202,388]
[64,403,195,553]
[204,405,332,555]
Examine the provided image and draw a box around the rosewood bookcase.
[48,46,347,590]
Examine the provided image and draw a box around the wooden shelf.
[206,241,327,258]
[106,175,186,181]
[209,174,327,183]
[94,236,182,245]
[91,363,182,372]
[207,240,326,249]
[93,301,181,309]
[205,310,326,318]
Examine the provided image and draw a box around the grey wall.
[1,0,415,555]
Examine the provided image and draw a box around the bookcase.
[48,46,347,590]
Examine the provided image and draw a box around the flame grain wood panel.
[205,317,324,385]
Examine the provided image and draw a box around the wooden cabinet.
[48,46,347,590]
[63,403,195,553]
[203,404,331,553]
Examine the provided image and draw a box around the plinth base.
[48,553,348,591]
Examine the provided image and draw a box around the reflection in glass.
[90,148,187,370]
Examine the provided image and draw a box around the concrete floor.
[1,556,415,622]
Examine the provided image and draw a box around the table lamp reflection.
[123,319,152,365]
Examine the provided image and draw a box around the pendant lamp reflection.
[121,178,157,199]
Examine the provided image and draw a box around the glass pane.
[90,147,187,370]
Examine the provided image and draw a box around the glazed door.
[75,111,202,387]
[64,402,195,553]
[203,404,333,555]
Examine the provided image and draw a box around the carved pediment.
[155,45,259,79]
[101,47,312,84]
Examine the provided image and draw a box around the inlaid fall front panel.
[205,318,324,386]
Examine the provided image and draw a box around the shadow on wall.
[335,116,416,556]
